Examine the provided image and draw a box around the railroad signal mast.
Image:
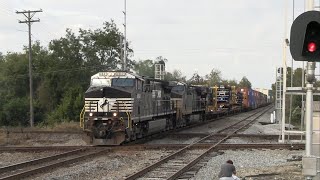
[289,0,320,178]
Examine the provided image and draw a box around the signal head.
[290,11,320,62]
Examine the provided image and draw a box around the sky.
[0,0,312,89]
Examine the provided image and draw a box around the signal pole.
[304,2,317,179]
[305,0,314,158]
[16,9,42,127]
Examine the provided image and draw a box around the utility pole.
[16,9,42,127]
[123,0,127,71]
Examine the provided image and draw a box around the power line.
[16,9,42,127]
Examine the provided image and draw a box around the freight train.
[80,71,268,145]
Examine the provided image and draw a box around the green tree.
[133,59,155,77]
[205,68,222,86]
[239,76,252,88]
[165,69,186,82]
[188,72,206,85]
[228,79,238,86]
[1,97,29,126]
[0,20,132,127]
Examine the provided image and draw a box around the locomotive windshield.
[112,78,135,87]
[172,85,185,92]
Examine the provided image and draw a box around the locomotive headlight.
[113,112,117,117]
[89,113,93,117]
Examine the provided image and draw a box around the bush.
[45,86,84,126]
[0,97,29,126]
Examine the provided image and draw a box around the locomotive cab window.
[111,78,135,87]
[172,85,185,93]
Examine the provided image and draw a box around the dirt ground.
[0,128,87,146]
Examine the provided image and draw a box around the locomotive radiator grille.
[84,98,134,113]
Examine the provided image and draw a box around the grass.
[0,121,83,133]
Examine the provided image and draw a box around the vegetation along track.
[125,106,272,180]
[0,147,110,180]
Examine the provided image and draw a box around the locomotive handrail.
[79,105,85,129]
[119,100,132,129]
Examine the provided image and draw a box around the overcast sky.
[0,0,312,89]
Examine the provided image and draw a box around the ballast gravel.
[193,149,304,180]
[29,150,171,180]
[0,151,61,168]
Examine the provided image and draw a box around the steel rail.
[167,133,304,139]
[125,106,265,145]
[0,146,93,152]
[124,143,305,150]
[167,106,272,179]
[0,148,110,180]
[124,106,272,180]
[0,148,86,175]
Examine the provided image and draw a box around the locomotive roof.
[91,71,145,81]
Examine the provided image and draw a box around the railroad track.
[0,146,93,152]
[0,147,110,180]
[125,107,253,145]
[167,133,304,140]
[124,105,272,180]
[119,143,304,151]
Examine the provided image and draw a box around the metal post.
[305,0,315,156]
[305,81,314,157]
[288,0,295,141]
[304,2,316,179]
[301,61,305,141]
[281,0,289,143]
[305,62,315,157]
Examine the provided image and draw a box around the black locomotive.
[80,71,267,145]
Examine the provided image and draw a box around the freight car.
[80,71,268,145]
[238,87,268,111]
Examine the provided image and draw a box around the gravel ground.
[193,149,304,180]
[178,108,270,135]
[240,108,283,135]
[241,123,282,135]
[0,151,61,168]
[147,107,277,144]
[146,136,201,144]
[29,150,171,180]
[179,114,254,134]
[0,107,306,179]
[224,137,277,144]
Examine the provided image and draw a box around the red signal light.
[308,42,317,52]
